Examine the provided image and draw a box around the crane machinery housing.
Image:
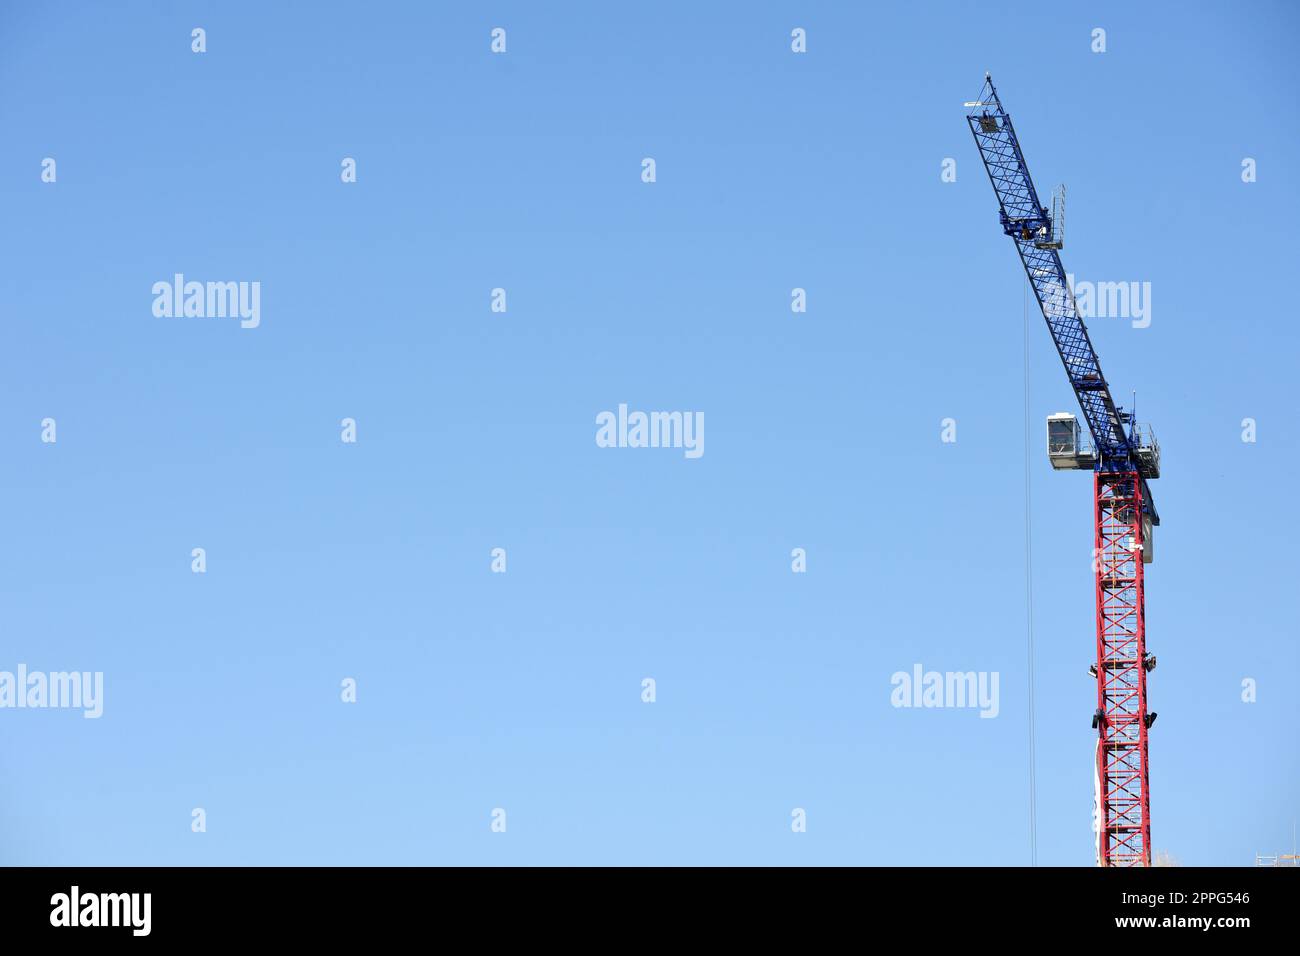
[965,74,1161,868]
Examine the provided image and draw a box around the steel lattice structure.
[1093,472,1151,865]
[965,75,1160,867]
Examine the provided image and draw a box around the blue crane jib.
[965,74,1159,524]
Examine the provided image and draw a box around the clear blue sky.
[2,1,1296,866]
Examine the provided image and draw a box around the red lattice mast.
[1092,472,1152,866]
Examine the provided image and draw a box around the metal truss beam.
[1093,471,1152,867]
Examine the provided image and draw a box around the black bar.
[0,866,1289,941]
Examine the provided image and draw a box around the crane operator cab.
[1046,413,1096,470]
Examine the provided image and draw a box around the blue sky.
[2,1,1296,866]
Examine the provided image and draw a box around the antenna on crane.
[1035,184,1065,250]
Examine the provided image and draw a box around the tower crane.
[965,74,1161,867]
